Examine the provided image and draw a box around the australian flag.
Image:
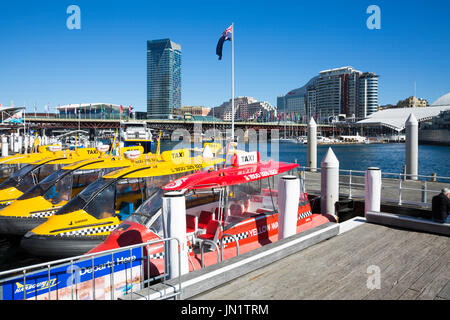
[216,24,233,60]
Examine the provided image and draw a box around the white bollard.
[9,134,14,152]
[1,136,8,157]
[162,191,189,280]
[405,113,418,180]
[24,135,29,154]
[13,135,19,154]
[17,135,23,154]
[278,175,301,240]
[364,167,382,215]
[307,117,317,172]
[321,147,339,219]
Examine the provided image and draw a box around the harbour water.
[161,141,450,177]
[0,141,448,272]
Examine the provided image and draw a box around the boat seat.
[197,219,220,242]
[225,215,243,224]
[186,214,198,234]
[229,203,244,217]
[198,211,214,229]
[117,201,134,220]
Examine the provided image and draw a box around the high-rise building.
[278,66,379,123]
[210,96,275,121]
[147,39,181,119]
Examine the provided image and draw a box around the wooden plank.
[410,248,450,294]
[417,260,450,300]
[436,280,450,300]
[321,227,420,300]
[191,223,450,300]
[376,238,450,299]
[361,230,437,300]
[399,288,421,300]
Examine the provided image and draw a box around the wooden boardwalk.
[191,222,450,300]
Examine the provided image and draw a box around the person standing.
[432,188,450,223]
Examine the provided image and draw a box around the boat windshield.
[0,163,27,181]
[56,177,112,215]
[125,188,164,237]
[19,167,124,205]
[0,163,61,193]
[221,174,282,228]
[56,171,194,220]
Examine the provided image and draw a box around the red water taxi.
[88,150,333,277]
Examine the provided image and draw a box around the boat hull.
[0,216,46,236]
[20,233,107,258]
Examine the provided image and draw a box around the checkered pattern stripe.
[29,208,61,218]
[149,252,164,259]
[298,210,312,220]
[58,224,118,237]
[218,231,249,245]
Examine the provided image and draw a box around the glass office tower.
[147,39,181,119]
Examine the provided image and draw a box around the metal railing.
[0,237,182,301]
[220,234,240,262]
[200,240,221,268]
[297,166,450,208]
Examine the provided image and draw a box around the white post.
[365,167,382,215]
[278,175,300,240]
[162,191,189,279]
[24,135,29,154]
[307,117,317,172]
[231,22,235,141]
[1,136,8,157]
[17,135,23,154]
[13,134,19,154]
[9,134,14,152]
[405,113,418,180]
[321,147,339,219]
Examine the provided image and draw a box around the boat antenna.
[156,131,162,156]
[111,129,118,155]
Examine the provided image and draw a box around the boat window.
[223,175,280,228]
[0,163,60,193]
[44,172,73,205]
[0,164,36,190]
[55,177,112,215]
[13,163,62,193]
[185,189,220,209]
[83,182,116,219]
[126,189,164,237]
[0,163,25,180]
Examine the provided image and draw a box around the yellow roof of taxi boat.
[103,155,224,179]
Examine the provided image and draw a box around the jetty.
[191,219,450,300]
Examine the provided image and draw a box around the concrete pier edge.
[366,210,450,236]
[119,222,340,300]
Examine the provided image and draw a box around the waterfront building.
[419,93,450,145]
[175,106,211,116]
[278,66,379,123]
[397,96,429,108]
[210,96,275,121]
[55,103,129,119]
[357,92,450,133]
[147,39,181,119]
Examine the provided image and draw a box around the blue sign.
[0,247,143,300]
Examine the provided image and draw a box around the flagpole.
[231,22,235,141]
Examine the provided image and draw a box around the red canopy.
[163,159,299,191]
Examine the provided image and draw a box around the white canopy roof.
[357,105,450,131]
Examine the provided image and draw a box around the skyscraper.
[147,39,181,119]
[278,66,379,123]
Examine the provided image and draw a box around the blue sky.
[0,0,449,112]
